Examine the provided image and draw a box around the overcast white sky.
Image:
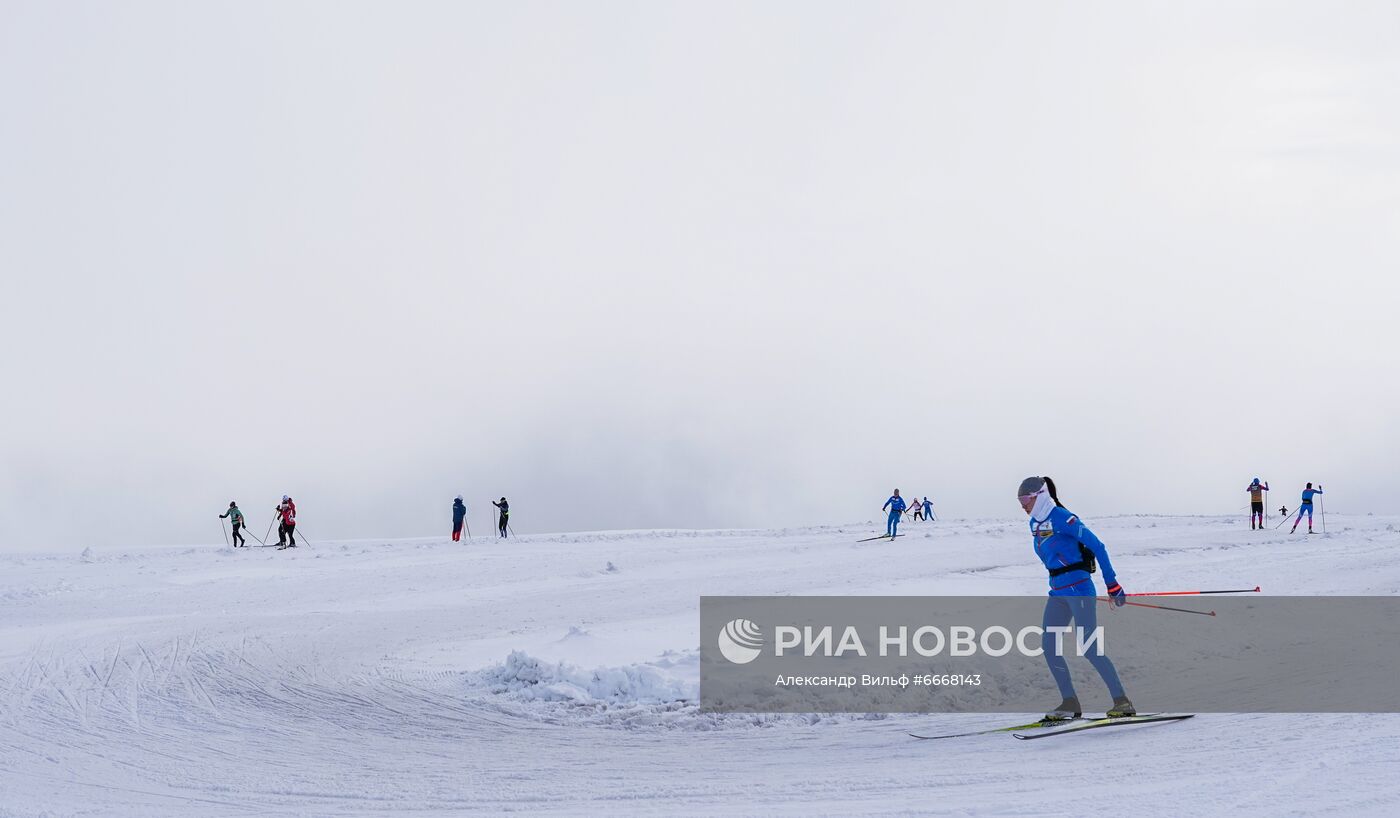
[2,1,1397,551]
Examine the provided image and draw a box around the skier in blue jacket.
[882,490,906,538]
[1290,483,1323,534]
[1018,475,1135,721]
[452,496,467,542]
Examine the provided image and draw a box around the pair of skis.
[909,712,1193,741]
[857,534,904,542]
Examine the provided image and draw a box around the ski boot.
[1107,696,1136,718]
[1043,697,1081,722]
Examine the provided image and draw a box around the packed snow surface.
[3,514,1399,815]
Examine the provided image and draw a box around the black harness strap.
[1047,543,1098,577]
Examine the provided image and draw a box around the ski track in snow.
[1,515,1399,815]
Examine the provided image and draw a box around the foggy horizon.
[3,1,1397,551]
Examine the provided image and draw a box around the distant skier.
[911,495,924,521]
[1290,483,1323,534]
[492,497,509,538]
[276,495,297,547]
[452,496,467,542]
[1018,475,1135,721]
[921,496,934,522]
[1246,478,1269,530]
[882,490,906,538]
[220,501,246,547]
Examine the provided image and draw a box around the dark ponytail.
[1044,476,1064,508]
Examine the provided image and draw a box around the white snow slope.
[3,514,1399,816]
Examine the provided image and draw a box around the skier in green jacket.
[220,501,247,547]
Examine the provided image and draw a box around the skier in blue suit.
[1018,475,1135,721]
[1290,483,1323,534]
[882,490,907,538]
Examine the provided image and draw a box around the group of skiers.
[217,496,298,549]
[879,489,936,539]
[220,480,1325,562]
[218,494,515,550]
[451,496,512,541]
[1245,478,1326,533]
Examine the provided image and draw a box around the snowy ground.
[3,514,1399,816]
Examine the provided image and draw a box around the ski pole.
[508,523,515,537]
[1128,587,1260,596]
[220,517,230,548]
[1099,598,1216,616]
[244,523,267,546]
[465,520,473,541]
[293,526,311,547]
[263,516,278,544]
[1320,491,1326,534]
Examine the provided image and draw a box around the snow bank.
[0,579,76,601]
[481,650,697,705]
[470,650,883,732]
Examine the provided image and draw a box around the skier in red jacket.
[276,495,297,548]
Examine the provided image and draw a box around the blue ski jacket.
[883,496,907,513]
[1301,488,1323,504]
[453,499,466,524]
[1029,506,1118,597]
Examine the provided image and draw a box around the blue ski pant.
[886,511,901,537]
[1295,503,1314,522]
[1043,595,1125,701]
